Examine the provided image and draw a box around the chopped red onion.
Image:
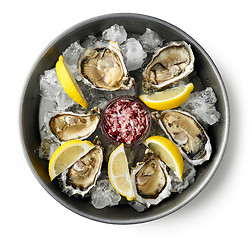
[103,99,149,145]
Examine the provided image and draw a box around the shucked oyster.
[131,149,171,208]
[59,136,103,197]
[44,107,100,143]
[142,41,194,92]
[152,110,211,165]
[78,40,135,91]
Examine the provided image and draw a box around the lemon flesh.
[108,143,135,201]
[143,136,184,180]
[139,83,194,110]
[48,140,95,180]
[55,55,88,109]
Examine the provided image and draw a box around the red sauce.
[103,98,149,145]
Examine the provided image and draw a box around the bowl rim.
[20,12,230,224]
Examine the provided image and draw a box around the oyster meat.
[78,40,135,91]
[59,136,103,197]
[131,149,171,208]
[44,107,100,143]
[142,41,194,92]
[152,110,211,165]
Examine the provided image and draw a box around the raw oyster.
[78,40,135,91]
[59,136,103,197]
[44,107,100,143]
[142,41,194,92]
[152,110,211,165]
[131,149,171,208]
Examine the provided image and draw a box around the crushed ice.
[63,41,84,81]
[39,68,62,101]
[55,90,75,110]
[139,28,163,52]
[90,178,121,209]
[39,68,76,110]
[62,41,84,65]
[102,24,127,45]
[121,38,147,71]
[170,160,196,193]
[181,87,221,125]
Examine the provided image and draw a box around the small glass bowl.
[101,96,152,148]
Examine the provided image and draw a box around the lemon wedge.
[55,55,88,109]
[108,143,135,201]
[139,83,194,110]
[48,140,95,181]
[143,136,184,180]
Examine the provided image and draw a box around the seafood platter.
[21,14,229,224]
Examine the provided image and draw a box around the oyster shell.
[131,149,171,208]
[44,107,100,143]
[59,136,103,197]
[152,110,211,165]
[78,40,135,91]
[142,41,194,92]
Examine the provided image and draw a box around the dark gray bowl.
[20,13,229,224]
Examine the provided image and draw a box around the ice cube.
[55,89,75,110]
[62,41,84,82]
[90,179,121,209]
[63,41,84,65]
[181,87,221,125]
[81,35,97,49]
[121,38,147,71]
[170,160,196,193]
[39,68,62,101]
[128,200,147,212]
[102,24,127,45]
[139,28,163,52]
[68,64,82,82]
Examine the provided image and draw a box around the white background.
[1,0,251,239]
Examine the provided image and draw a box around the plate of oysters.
[21,13,229,224]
